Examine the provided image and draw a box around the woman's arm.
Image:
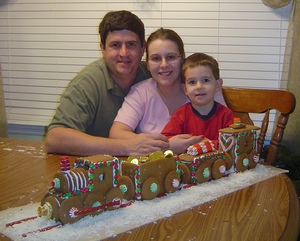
[109,121,137,139]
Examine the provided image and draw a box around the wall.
[0,0,292,140]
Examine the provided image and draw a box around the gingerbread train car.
[179,122,260,183]
[37,122,260,224]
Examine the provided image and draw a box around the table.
[0,137,299,241]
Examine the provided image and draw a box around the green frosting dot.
[119,184,128,194]
[53,178,60,188]
[203,167,210,178]
[92,201,101,208]
[150,182,158,193]
[243,158,249,166]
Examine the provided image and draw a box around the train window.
[98,173,105,181]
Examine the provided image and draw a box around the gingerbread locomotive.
[35,119,260,225]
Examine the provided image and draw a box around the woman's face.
[146,39,183,88]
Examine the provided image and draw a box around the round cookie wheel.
[83,193,105,216]
[58,197,83,224]
[164,171,181,193]
[38,196,61,221]
[178,163,191,184]
[141,177,160,200]
[105,187,123,211]
[248,150,259,169]
[118,176,135,200]
[195,162,211,183]
[235,153,249,172]
[224,152,233,170]
[211,159,226,180]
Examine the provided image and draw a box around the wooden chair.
[222,87,296,165]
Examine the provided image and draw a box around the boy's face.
[181,65,221,110]
[100,29,145,82]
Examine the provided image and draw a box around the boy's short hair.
[182,53,220,83]
[99,10,145,47]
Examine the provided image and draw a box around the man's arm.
[45,127,169,157]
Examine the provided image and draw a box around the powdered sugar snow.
[0,164,287,241]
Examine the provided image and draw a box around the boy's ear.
[215,78,223,92]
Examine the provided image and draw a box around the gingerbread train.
[33,120,260,225]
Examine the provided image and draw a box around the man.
[45,10,169,156]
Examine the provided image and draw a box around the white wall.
[0,0,292,139]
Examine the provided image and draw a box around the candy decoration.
[172,178,180,188]
[150,182,158,193]
[6,216,38,227]
[187,140,216,156]
[219,134,235,152]
[60,156,71,172]
[22,223,63,237]
[233,117,241,125]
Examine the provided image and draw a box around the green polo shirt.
[48,58,150,137]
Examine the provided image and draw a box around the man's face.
[100,29,145,82]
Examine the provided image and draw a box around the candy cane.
[219,133,235,152]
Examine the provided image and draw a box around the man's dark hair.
[99,10,145,47]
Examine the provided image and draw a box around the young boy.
[161,53,235,154]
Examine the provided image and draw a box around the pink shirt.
[114,78,226,134]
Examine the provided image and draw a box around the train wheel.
[165,171,181,193]
[37,196,60,222]
[195,162,211,183]
[58,197,83,224]
[83,193,105,216]
[178,163,191,184]
[224,152,233,170]
[211,159,226,179]
[141,177,160,200]
[248,150,259,169]
[235,153,249,172]
[105,187,123,211]
[118,176,135,200]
